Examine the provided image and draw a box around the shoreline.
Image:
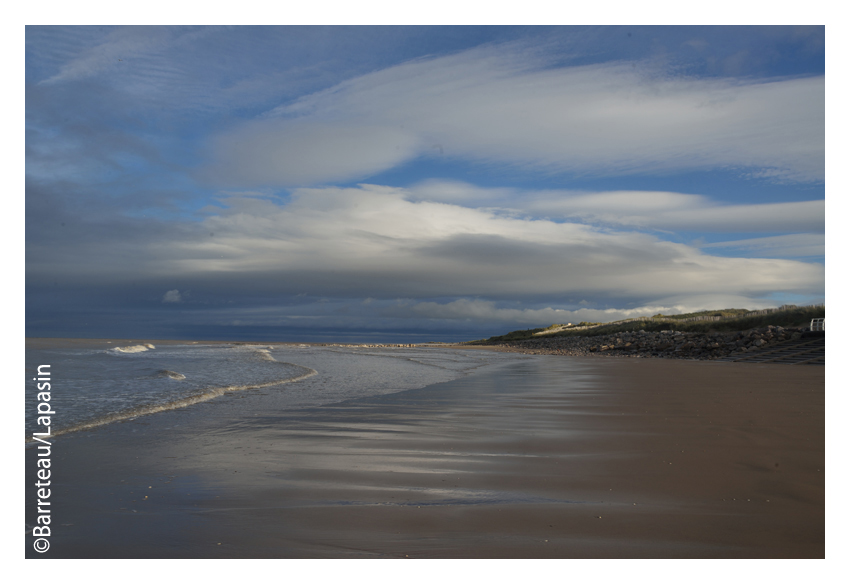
[27,327,825,362]
[26,353,823,558]
[462,327,823,362]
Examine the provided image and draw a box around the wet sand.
[26,355,824,558]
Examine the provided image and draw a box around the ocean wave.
[25,365,317,443]
[230,345,279,362]
[112,343,156,354]
[156,369,186,380]
[254,349,276,362]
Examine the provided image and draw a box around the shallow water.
[24,340,518,440]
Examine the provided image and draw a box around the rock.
[493,325,807,362]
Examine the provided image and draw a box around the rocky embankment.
[487,325,806,360]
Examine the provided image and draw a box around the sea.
[25,339,522,442]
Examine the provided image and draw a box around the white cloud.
[411,181,824,233]
[162,289,182,303]
[406,179,519,206]
[204,44,824,186]
[39,27,189,86]
[204,121,421,187]
[145,185,822,301]
[388,296,787,326]
[644,201,824,233]
[398,298,657,325]
[142,294,796,331]
[702,233,825,257]
[32,183,824,312]
[527,193,824,233]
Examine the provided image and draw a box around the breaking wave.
[26,345,318,443]
[112,343,156,354]
[254,349,276,361]
[26,365,317,443]
[156,369,186,380]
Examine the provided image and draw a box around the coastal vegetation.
[471,304,825,344]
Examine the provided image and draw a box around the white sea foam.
[157,369,186,380]
[113,344,153,354]
[255,349,276,361]
[26,366,317,442]
[25,343,515,445]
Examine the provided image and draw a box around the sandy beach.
[26,354,823,558]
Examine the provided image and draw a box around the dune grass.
[471,305,825,344]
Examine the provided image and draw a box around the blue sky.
[25,25,825,341]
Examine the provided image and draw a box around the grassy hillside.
[472,305,825,344]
